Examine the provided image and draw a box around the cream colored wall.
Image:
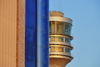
[0,0,17,67]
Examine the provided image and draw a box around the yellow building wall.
[0,0,17,67]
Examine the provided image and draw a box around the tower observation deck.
[49,11,74,67]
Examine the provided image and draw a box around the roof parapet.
[49,11,64,17]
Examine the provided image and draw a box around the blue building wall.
[36,0,49,67]
[25,0,49,67]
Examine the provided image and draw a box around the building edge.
[16,0,25,67]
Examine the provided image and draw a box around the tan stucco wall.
[0,0,25,67]
[0,0,17,67]
[16,0,25,67]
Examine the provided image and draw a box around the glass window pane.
[49,36,71,43]
[49,22,51,33]
[50,46,71,54]
[65,47,71,53]
[49,21,72,36]
[65,37,71,43]
[51,21,55,34]
[58,47,62,52]
[49,48,50,51]
[51,47,55,51]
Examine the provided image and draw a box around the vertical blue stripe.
[25,0,49,67]
[36,0,49,67]
[25,0,37,67]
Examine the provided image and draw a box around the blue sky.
[49,0,100,67]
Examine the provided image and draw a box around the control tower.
[49,11,74,67]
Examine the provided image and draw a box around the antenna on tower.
[59,0,60,11]
[59,0,63,12]
[61,0,63,12]
[61,4,63,12]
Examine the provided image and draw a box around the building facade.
[0,0,49,67]
[25,0,49,67]
[0,0,25,67]
[49,11,73,67]
[0,1,73,67]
